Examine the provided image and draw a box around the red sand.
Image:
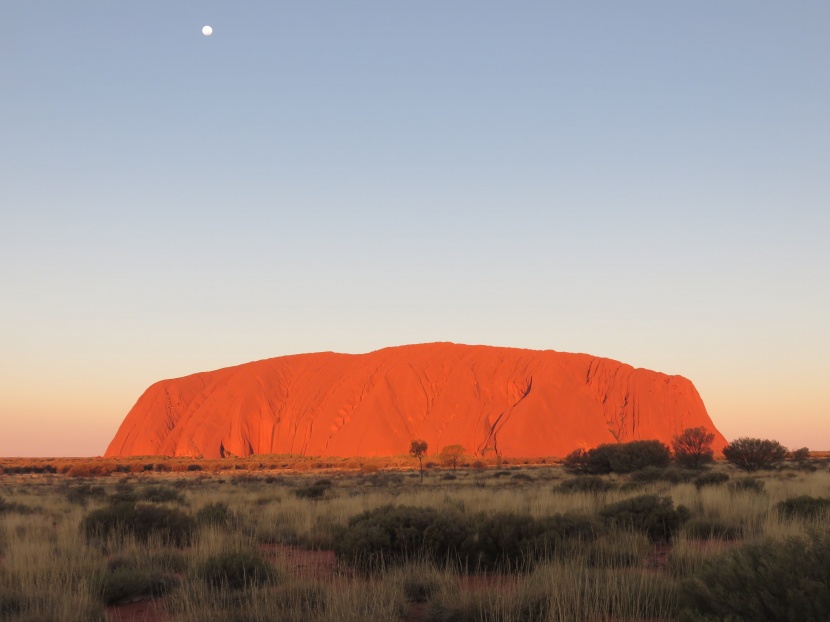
[106,342,726,459]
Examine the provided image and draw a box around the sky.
[1,2,828,457]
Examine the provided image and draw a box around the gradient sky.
[1,2,828,457]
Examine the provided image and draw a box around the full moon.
[202,25,213,36]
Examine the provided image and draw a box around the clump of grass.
[195,501,234,527]
[775,495,830,520]
[728,477,765,493]
[693,471,729,490]
[683,517,743,541]
[294,479,333,499]
[194,550,276,590]
[82,502,195,547]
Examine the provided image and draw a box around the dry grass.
[0,461,829,621]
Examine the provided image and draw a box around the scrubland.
[1,457,829,622]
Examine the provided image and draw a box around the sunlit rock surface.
[105,343,726,459]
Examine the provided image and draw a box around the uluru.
[105,343,726,459]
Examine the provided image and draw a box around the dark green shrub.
[723,437,788,472]
[630,466,697,484]
[678,531,830,621]
[776,496,830,520]
[599,495,690,542]
[683,517,742,541]
[441,473,457,481]
[558,475,615,494]
[186,463,203,471]
[791,447,810,462]
[196,501,234,527]
[335,505,467,569]
[82,502,195,546]
[294,479,333,499]
[195,550,275,590]
[728,477,765,493]
[693,471,729,490]
[465,512,598,570]
[564,441,672,474]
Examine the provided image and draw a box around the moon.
[202,25,213,36]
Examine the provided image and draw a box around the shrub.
[728,477,765,493]
[294,479,333,499]
[776,496,830,520]
[195,550,275,590]
[599,495,690,542]
[678,531,830,621]
[693,471,729,490]
[791,447,810,461]
[557,475,615,494]
[335,505,468,570]
[722,437,788,472]
[82,502,195,546]
[564,440,672,474]
[186,463,203,471]
[465,512,598,571]
[195,501,234,527]
[672,427,716,469]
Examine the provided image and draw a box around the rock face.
[105,343,726,459]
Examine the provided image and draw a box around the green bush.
[564,440,672,475]
[82,502,195,547]
[335,505,467,569]
[693,471,729,490]
[776,496,830,520]
[678,531,830,621]
[722,437,788,472]
[195,550,275,590]
[728,477,765,493]
[599,495,690,542]
[557,475,615,494]
[334,504,597,572]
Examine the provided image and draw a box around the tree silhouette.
[409,439,428,483]
[440,445,466,471]
[672,427,715,469]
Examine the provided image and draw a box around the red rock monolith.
[105,343,726,458]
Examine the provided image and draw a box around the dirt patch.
[106,598,167,622]
[262,543,339,581]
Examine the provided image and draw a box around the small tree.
[409,439,428,483]
[439,445,465,471]
[672,427,716,469]
[791,447,810,462]
[723,437,788,472]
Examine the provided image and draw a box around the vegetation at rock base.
[1,442,829,622]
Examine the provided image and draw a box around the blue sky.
[1,2,828,456]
